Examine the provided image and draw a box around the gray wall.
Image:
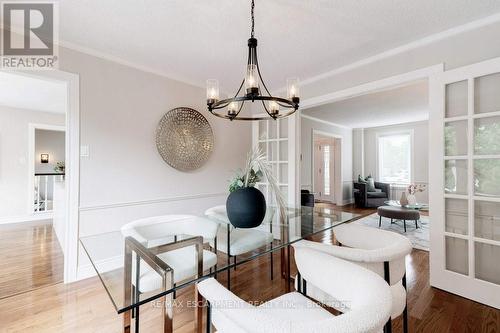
[52,46,253,273]
[300,116,353,204]
[35,129,65,174]
[355,120,429,203]
[0,106,65,218]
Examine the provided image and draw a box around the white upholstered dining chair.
[293,223,412,333]
[121,214,219,294]
[205,205,275,289]
[197,246,393,333]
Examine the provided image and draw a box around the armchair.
[293,223,412,333]
[197,247,392,333]
[300,190,314,207]
[353,181,390,208]
[205,205,275,290]
[121,215,219,291]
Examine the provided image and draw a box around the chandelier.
[206,0,300,121]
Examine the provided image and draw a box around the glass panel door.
[254,118,292,205]
[433,58,500,309]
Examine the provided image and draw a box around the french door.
[429,57,500,308]
[252,115,298,207]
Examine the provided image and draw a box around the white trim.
[5,70,80,284]
[341,198,355,206]
[28,123,66,216]
[375,130,415,183]
[76,255,123,281]
[79,192,227,212]
[300,114,351,129]
[301,64,443,110]
[20,71,80,284]
[0,212,53,225]
[57,40,205,90]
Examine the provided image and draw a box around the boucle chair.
[205,205,275,289]
[293,223,412,333]
[121,215,219,293]
[197,247,392,333]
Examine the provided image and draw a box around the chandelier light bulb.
[287,78,300,101]
[206,79,219,104]
[228,102,238,116]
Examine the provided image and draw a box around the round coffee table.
[384,200,428,211]
[377,205,420,232]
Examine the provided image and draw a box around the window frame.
[376,130,414,184]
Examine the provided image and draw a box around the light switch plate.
[80,145,89,158]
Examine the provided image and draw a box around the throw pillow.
[357,175,367,183]
[365,176,376,192]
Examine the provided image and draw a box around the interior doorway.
[0,69,80,293]
[312,131,342,205]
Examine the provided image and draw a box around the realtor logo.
[1,1,59,69]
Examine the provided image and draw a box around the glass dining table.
[80,205,359,333]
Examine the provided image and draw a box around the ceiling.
[57,0,500,91]
[302,80,429,128]
[0,72,66,114]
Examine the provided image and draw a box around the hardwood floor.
[0,206,498,332]
[0,220,63,300]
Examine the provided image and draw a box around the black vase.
[226,187,267,228]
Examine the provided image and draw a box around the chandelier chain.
[251,0,255,38]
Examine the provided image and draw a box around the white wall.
[52,46,252,273]
[0,106,65,219]
[35,129,65,174]
[357,120,429,203]
[300,20,500,102]
[300,116,353,204]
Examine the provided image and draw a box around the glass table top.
[384,200,429,210]
[79,205,359,313]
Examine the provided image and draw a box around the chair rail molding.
[79,192,228,212]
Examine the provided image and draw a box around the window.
[378,133,412,183]
[323,145,330,195]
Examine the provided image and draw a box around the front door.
[314,140,334,202]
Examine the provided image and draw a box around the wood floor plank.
[0,205,498,332]
[0,220,63,300]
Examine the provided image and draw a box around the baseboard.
[341,198,354,206]
[0,212,53,225]
[76,255,123,281]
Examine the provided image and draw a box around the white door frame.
[298,64,444,208]
[13,70,80,283]
[28,123,66,216]
[429,56,500,309]
[312,129,342,205]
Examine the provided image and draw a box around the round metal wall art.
[156,107,214,172]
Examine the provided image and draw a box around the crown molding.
[275,12,500,94]
[57,40,206,89]
[300,113,351,129]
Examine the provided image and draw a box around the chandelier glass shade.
[206,0,300,121]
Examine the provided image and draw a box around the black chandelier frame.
[207,0,299,121]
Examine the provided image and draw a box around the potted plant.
[226,148,285,228]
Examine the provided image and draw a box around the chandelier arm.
[212,96,295,109]
[260,99,276,120]
[231,99,246,119]
[211,107,296,121]
[253,47,273,97]
[234,79,245,99]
